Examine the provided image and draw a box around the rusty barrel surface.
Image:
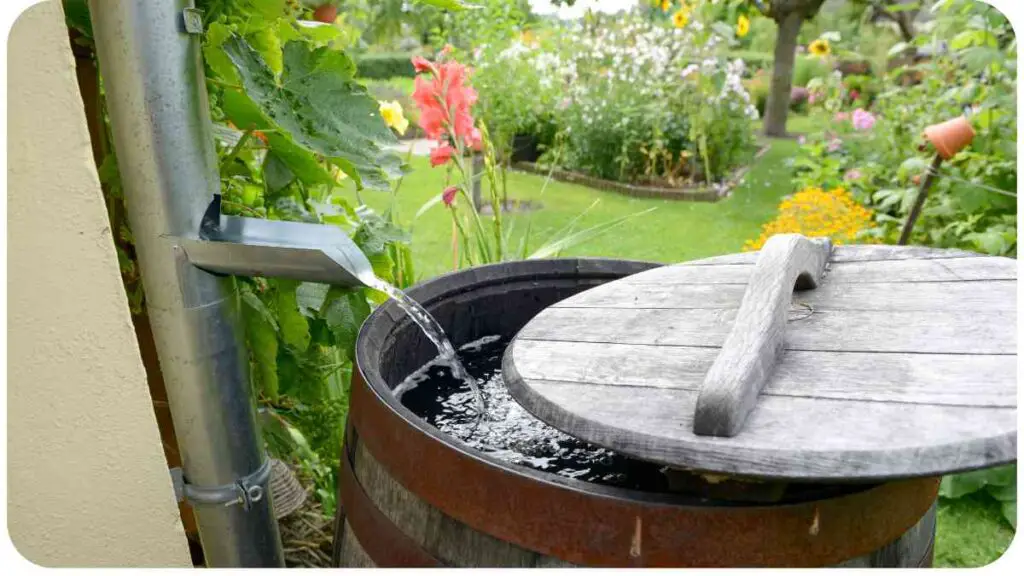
[333,259,938,567]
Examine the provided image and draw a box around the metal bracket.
[171,457,272,511]
[182,8,204,35]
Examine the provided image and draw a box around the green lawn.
[369,138,801,280]
[363,117,1015,567]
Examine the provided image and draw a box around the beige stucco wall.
[6,1,191,567]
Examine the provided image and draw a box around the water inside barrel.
[396,335,876,503]
[396,335,669,491]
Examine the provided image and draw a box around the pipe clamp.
[172,457,272,511]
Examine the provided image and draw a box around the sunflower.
[672,8,690,29]
[808,38,832,58]
[660,0,671,12]
[736,14,750,38]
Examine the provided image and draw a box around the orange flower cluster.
[744,187,876,251]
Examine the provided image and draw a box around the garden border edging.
[511,144,771,202]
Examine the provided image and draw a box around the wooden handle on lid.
[693,234,832,438]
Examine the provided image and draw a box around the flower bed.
[512,143,770,203]
[470,14,760,188]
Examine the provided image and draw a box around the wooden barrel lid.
[504,240,1017,481]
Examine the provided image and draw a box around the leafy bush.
[792,0,1016,256]
[354,51,416,79]
[726,50,774,74]
[793,54,833,87]
[473,15,759,186]
[941,465,1016,530]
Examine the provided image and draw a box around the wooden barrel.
[333,259,938,567]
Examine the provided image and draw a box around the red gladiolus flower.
[467,127,483,151]
[430,143,455,167]
[442,186,458,207]
[411,57,479,147]
[411,56,436,75]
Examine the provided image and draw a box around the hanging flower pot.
[923,116,975,159]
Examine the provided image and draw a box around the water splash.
[369,279,486,413]
[397,335,667,490]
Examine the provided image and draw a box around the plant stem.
[224,129,253,166]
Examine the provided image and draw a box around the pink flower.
[835,111,850,123]
[827,138,843,153]
[411,58,479,147]
[844,169,863,181]
[440,44,453,57]
[797,135,807,145]
[850,89,861,101]
[467,127,483,151]
[852,108,876,131]
[442,186,458,207]
[429,143,454,167]
[412,56,436,75]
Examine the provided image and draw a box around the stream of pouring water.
[368,279,486,413]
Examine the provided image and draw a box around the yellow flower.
[736,14,750,38]
[661,0,671,12]
[378,100,409,136]
[743,186,876,251]
[672,8,690,29]
[521,29,536,46]
[808,39,832,58]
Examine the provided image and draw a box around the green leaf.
[241,289,279,330]
[296,282,331,317]
[219,83,337,188]
[529,208,656,259]
[240,285,280,402]
[987,483,1016,502]
[413,0,480,10]
[322,288,371,358]
[897,157,929,182]
[1002,501,1017,530]
[414,193,445,220]
[219,34,402,190]
[204,21,242,84]
[275,280,311,352]
[263,152,295,194]
[885,2,921,14]
[63,0,93,38]
[247,26,284,76]
[940,471,989,499]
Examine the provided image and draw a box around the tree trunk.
[763,10,805,138]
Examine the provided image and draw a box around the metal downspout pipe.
[87,0,284,566]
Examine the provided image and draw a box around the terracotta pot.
[924,116,975,159]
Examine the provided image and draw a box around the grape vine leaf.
[275,280,312,352]
[240,286,281,402]
[322,288,371,359]
[219,33,402,190]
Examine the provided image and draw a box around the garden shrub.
[473,15,759,186]
[354,51,417,79]
[793,54,833,87]
[793,0,1016,257]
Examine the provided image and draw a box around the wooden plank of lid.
[504,244,1017,481]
